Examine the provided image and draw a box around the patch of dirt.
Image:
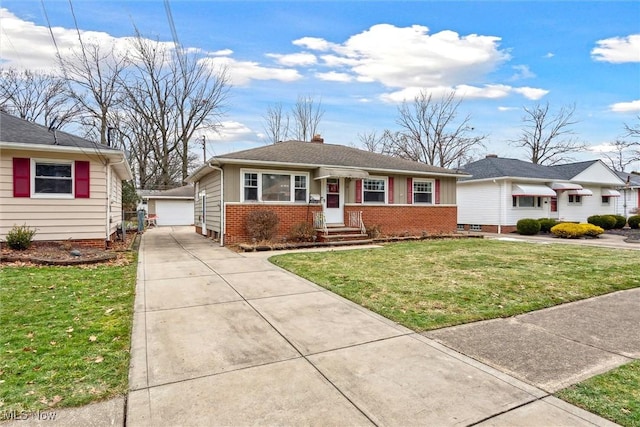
[1,232,139,266]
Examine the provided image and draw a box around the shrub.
[245,210,279,241]
[366,224,382,238]
[551,223,604,239]
[628,215,640,229]
[516,218,541,235]
[611,215,627,229]
[587,215,616,230]
[4,224,37,250]
[288,221,316,242]
[538,218,558,233]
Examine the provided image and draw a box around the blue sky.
[1,1,639,166]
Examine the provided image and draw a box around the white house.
[0,112,133,246]
[614,171,640,218]
[457,156,625,233]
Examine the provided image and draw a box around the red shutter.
[75,161,90,198]
[406,177,413,204]
[388,177,394,204]
[13,158,30,197]
[355,179,362,203]
[435,179,441,204]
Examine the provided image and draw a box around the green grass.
[556,361,640,427]
[270,239,640,331]
[0,254,138,412]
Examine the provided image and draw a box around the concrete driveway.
[125,226,618,426]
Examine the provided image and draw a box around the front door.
[323,178,344,224]
[550,196,559,219]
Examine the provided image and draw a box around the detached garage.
[140,185,194,226]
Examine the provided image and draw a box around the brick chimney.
[311,134,324,143]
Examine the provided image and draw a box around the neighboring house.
[0,112,133,246]
[614,171,640,217]
[186,136,468,245]
[138,185,195,226]
[457,155,625,233]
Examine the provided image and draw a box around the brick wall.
[225,204,322,245]
[458,224,517,234]
[348,205,457,236]
[223,204,458,245]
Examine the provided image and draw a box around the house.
[186,136,468,245]
[614,171,640,217]
[138,185,195,226]
[0,112,133,247]
[457,155,626,233]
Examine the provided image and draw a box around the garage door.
[155,200,194,226]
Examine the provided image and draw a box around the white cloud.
[315,71,353,82]
[200,56,301,86]
[380,84,548,103]
[293,37,335,51]
[589,143,617,153]
[513,87,549,100]
[498,106,519,112]
[544,52,555,59]
[609,99,640,112]
[592,34,640,63]
[510,64,535,80]
[266,52,317,67]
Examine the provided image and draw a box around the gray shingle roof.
[214,140,466,176]
[0,112,120,151]
[139,185,194,199]
[461,156,600,181]
[616,171,640,187]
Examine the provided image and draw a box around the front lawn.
[0,254,137,413]
[270,239,639,331]
[556,361,640,427]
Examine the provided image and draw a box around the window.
[470,224,482,231]
[568,194,582,204]
[242,170,308,202]
[413,180,433,204]
[601,196,610,205]
[363,178,386,203]
[294,175,307,202]
[244,173,258,201]
[34,161,72,195]
[512,196,542,208]
[456,224,464,231]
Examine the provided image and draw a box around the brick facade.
[348,205,457,236]
[458,224,518,234]
[222,204,457,245]
[224,204,323,245]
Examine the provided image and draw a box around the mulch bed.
[1,232,140,266]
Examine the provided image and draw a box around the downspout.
[493,179,502,234]
[205,163,224,246]
[104,156,128,246]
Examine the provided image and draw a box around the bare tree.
[601,139,640,171]
[263,102,290,144]
[120,33,230,187]
[511,102,587,165]
[364,91,484,168]
[60,43,128,145]
[0,68,79,128]
[624,115,640,139]
[290,95,324,141]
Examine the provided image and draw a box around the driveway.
[124,226,618,426]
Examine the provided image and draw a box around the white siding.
[614,189,639,217]
[1,149,112,241]
[571,162,625,186]
[457,181,503,225]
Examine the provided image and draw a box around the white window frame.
[568,194,582,205]
[362,176,387,204]
[512,195,542,208]
[240,169,310,203]
[413,178,434,204]
[31,158,74,199]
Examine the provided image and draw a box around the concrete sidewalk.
[11,227,630,426]
[125,227,620,426]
